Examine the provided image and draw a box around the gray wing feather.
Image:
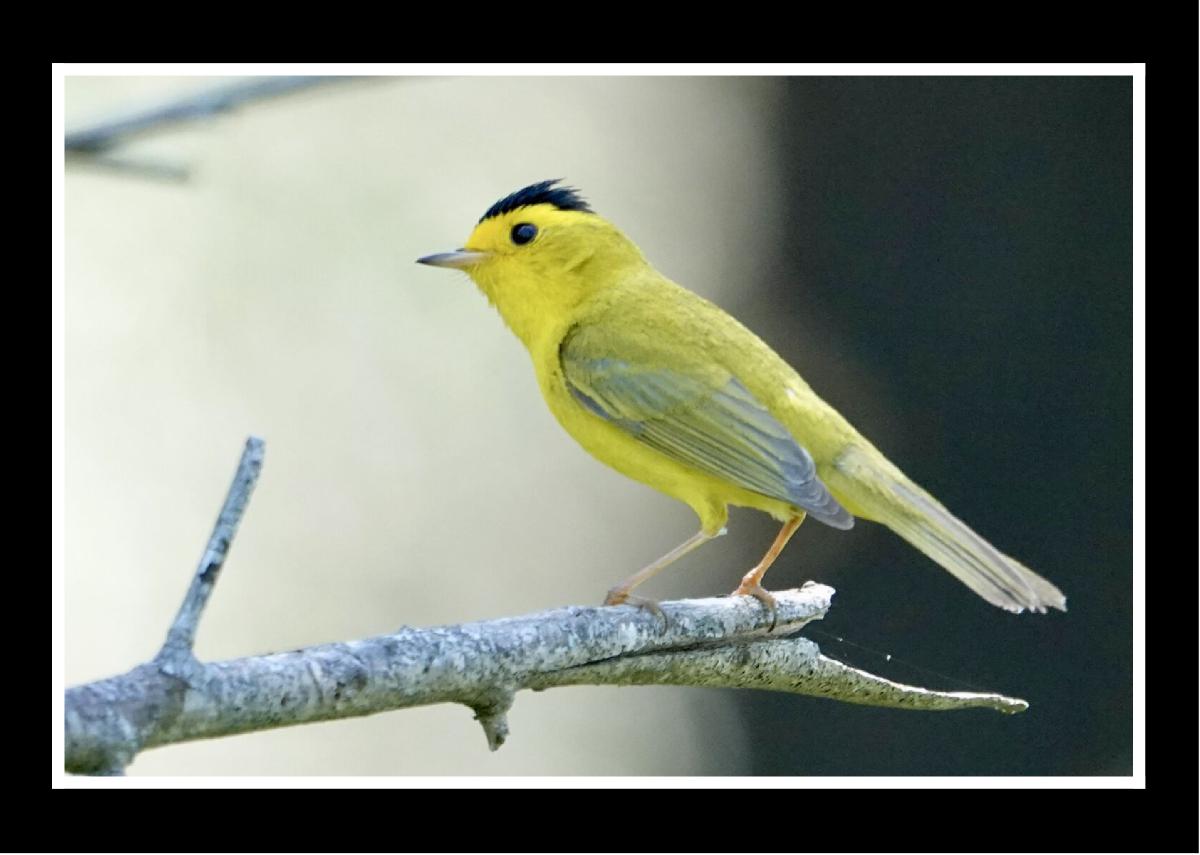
[565,356,853,529]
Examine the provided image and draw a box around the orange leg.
[731,513,805,629]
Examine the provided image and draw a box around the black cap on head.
[479,179,593,223]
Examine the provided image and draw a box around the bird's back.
[568,269,864,465]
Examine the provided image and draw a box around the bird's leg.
[731,513,806,630]
[605,528,720,621]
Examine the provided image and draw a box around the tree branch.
[63,437,1028,776]
[64,76,355,180]
[65,76,348,153]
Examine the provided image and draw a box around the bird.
[417,179,1066,623]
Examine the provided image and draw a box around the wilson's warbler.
[418,180,1066,620]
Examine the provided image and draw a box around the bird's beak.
[415,249,489,270]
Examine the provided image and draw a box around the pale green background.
[64,76,822,775]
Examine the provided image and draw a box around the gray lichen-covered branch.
[63,437,1027,776]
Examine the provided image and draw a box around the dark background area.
[711,77,1131,775]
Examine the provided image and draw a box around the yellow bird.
[418,180,1066,621]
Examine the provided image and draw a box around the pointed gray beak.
[416,249,489,270]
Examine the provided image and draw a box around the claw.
[731,583,779,632]
[604,589,669,631]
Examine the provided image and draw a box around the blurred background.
[63,74,1132,776]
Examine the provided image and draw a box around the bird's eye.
[511,223,538,245]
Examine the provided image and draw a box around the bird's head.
[418,180,646,346]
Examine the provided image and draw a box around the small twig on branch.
[64,153,192,182]
[158,436,264,670]
[63,436,1028,776]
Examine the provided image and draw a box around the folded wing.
[561,330,853,529]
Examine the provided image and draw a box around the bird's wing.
[560,328,853,529]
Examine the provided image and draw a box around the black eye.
[511,223,538,245]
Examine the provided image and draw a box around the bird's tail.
[829,445,1066,614]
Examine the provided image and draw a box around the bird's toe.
[731,583,779,632]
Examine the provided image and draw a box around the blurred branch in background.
[64,76,353,180]
[63,438,1027,776]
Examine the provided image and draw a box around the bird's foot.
[604,588,668,631]
[731,582,779,632]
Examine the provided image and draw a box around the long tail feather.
[832,446,1066,614]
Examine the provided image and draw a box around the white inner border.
[52,62,1145,789]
